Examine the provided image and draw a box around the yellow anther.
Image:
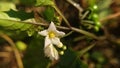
[49,32,55,38]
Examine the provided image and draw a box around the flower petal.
[48,22,57,32]
[44,44,51,57]
[44,44,59,61]
[51,37,63,48]
[44,36,52,48]
[52,45,59,60]
[38,30,48,36]
[55,31,65,37]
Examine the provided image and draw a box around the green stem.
[0,19,100,40]
[63,31,74,37]
[81,10,90,19]
[71,27,99,40]
[77,43,96,57]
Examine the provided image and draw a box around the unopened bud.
[59,51,64,55]
[62,46,67,50]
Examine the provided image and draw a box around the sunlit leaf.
[35,0,54,6]
[20,0,54,6]
[0,19,33,31]
[0,10,34,31]
[0,2,17,11]
[0,11,20,21]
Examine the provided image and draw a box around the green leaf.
[20,24,33,31]
[23,36,50,68]
[5,9,34,20]
[56,44,95,68]
[35,0,54,6]
[43,7,54,22]
[56,48,88,68]
[20,0,36,6]
[0,2,17,11]
[0,10,34,31]
[0,19,32,31]
[6,21,25,30]
[0,11,20,21]
[20,0,54,6]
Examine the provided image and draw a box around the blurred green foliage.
[23,35,50,68]
[0,0,117,68]
[43,7,55,22]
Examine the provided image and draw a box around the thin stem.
[28,21,100,40]
[74,36,86,42]
[52,2,71,28]
[71,27,99,40]
[63,31,74,37]
[0,33,24,68]
[67,0,83,17]
[27,21,70,30]
[82,20,95,24]
[81,10,90,19]
[77,43,96,57]
[0,19,100,40]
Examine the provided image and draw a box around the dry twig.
[0,33,24,68]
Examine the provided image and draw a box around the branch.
[52,1,72,28]
[26,21,99,40]
[67,0,83,17]
[71,27,99,40]
[0,19,100,40]
[0,33,24,68]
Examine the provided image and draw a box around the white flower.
[38,22,65,60]
[44,44,59,61]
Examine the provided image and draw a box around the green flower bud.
[59,51,64,55]
[62,46,67,50]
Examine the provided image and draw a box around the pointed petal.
[38,30,48,36]
[55,31,65,37]
[52,45,59,60]
[48,22,57,32]
[44,44,59,61]
[44,36,52,48]
[44,44,51,57]
[51,37,63,48]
